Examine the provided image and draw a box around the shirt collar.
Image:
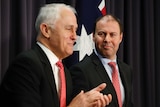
[37,42,59,65]
[94,49,117,64]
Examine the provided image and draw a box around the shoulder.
[4,46,48,82]
[71,53,95,68]
[117,60,133,76]
[13,45,47,64]
[117,60,131,69]
[13,49,39,65]
[8,45,47,75]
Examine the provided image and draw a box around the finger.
[85,83,107,101]
[103,95,110,106]
[96,100,101,107]
[85,91,101,102]
[92,83,106,92]
[99,93,106,107]
[76,90,84,97]
[108,94,112,103]
[103,94,112,105]
[91,101,99,107]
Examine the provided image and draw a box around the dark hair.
[93,14,123,34]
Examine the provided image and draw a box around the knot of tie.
[56,61,64,70]
[108,62,116,71]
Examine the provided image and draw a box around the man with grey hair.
[0,3,112,107]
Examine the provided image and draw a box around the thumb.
[92,83,106,92]
[77,90,84,96]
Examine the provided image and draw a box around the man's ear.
[119,32,123,43]
[92,33,96,42]
[40,23,50,38]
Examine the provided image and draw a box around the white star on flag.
[74,25,95,61]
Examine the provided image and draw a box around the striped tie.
[56,61,66,107]
[108,62,122,107]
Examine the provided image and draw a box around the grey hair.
[35,3,76,33]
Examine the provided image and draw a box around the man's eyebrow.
[65,25,78,29]
[65,25,75,27]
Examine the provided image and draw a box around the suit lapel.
[63,65,72,104]
[34,45,59,102]
[90,53,117,94]
[90,52,119,106]
[118,61,129,105]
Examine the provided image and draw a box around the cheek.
[63,37,72,49]
[113,36,122,45]
[97,39,104,46]
[94,36,103,43]
[113,41,121,50]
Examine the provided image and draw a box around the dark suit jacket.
[0,44,73,107]
[70,52,133,107]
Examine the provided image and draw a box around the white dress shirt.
[94,49,125,104]
[37,42,60,95]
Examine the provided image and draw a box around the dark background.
[1,0,160,107]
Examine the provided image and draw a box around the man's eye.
[97,32,106,37]
[65,26,77,32]
[110,33,117,37]
[66,27,72,30]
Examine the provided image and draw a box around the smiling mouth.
[68,43,74,47]
[104,45,111,48]
[104,45,114,51]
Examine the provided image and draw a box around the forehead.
[95,20,121,34]
[97,19,119,29]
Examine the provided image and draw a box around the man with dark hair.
[70,14,133,107]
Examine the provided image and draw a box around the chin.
[67,50,73,56]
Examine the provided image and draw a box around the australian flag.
[64,0,107,68]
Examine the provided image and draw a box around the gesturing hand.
[68,83,112,107]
